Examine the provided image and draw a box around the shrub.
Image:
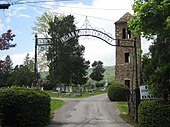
[138,100,170,127]
[95,82,104,88]
[107,83,129,101]
[0,87,51,127]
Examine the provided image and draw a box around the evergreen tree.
[0,55,13,87]
[23,53,34,72]
[90,61,105,82]
[47,14,90,86]
[8,65,34,87]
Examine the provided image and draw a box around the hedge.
[0,87,51,127]
[138,100,170,127]
[95,82,104,88]
[107,83,129,101]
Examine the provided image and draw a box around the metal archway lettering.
[60,28,116,46]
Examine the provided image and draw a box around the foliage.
[129,0,170,98]
[90,61,105,82]
[23,53,34,72]
[32,11,58,37]
[138,100,170,127]
[95,82,104,88]
[32,12,59,72]
[107,82,129,101]
[0,30,16,50]
[37,79,54,90]
[7,65,35,87]
[0,87,51,127]
[47,14,90,86]
[0,55,13,87]
[128,0,170,38]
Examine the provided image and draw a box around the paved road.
[48,94,131,127]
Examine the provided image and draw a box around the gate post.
[34,34,38,85]
[134,38,140,122]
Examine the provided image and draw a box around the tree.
[128,0,170,38]
[23,53,34,72]
[129,0,170,100]
[8,65,34,87]
[32,11,58,37]
[0,55,13,87]
[0,30,16,50]
[47,14,90,86]
[32,12,59,72]
[90,61,105,82]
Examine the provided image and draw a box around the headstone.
[66,86,69,93]
[61,84,65,92]
[56,87,60,93]
[75,84,82,96]
[69,86,73,93]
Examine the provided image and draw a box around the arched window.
[122,28,126,39]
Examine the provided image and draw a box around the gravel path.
[48,94,131,127]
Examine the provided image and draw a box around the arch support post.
[134,37,140,122]
[34,34,38,86]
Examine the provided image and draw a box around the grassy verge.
[50,99,65,113]
[115,101,139,127]
[45,90,107,98]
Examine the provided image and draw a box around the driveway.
[48,94,131,127]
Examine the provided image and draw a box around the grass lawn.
[115,101,139,127]
[116,101,128,114]
[45,90,107,98]
[50,99,65,113]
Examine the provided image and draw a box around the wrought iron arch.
[60,28,116,46]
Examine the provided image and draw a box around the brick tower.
[115,12,141,91]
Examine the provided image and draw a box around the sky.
[0,0,151,67]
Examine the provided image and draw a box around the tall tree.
[0,55,13,87]
[32,11,58,37]
[129,0,170,99]
[23,53,30,66]
[8,65,34,87]
[23,53,34,72]
[32,12,59,72]
[47,14,90,86]
[90,61,105,82]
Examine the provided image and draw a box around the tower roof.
[115,12,132,24]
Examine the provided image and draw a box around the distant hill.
[87,66,115,83]
[40,66,115,83]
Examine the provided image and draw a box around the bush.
[0,87,51,127]
[107,83,129,101]
[138,100,170,127]
[95,82,104,88]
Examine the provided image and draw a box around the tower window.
[125,53,130,63]
[122,28,126,39]
[125,80,130,88]
[127,29,131,39]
